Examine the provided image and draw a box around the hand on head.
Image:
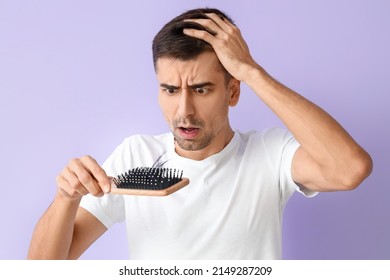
[182,13,259,82]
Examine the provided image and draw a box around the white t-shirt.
[80,128,316,259]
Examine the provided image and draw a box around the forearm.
[27,193,81,259]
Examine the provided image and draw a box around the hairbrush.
[110,167,189,196]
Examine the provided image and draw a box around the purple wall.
[1,0,388,259]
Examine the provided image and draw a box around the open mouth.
[180,127,198,132]
[178,127,200,139]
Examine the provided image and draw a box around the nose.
[176,90,195,118]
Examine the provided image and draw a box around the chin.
[174,137,212,152]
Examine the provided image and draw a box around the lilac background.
[0,0,389,260]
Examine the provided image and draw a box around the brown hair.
[152,8,234,80]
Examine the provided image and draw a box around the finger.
[185,13,234,34]
[56,173,76,199]
[69,157,105,196]
[183,18,221,36]
[65,166,103,197]
[56,170,89,199]
[183,28,217,44]
[183,17,238,45]
[184,18,221,31]
[80,155,111,194]
[206,13,240,39]
[205,13,233,29]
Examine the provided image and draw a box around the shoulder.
[236,128,298,163]
[237,127,294,146]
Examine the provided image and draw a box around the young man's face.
[156,51,240,160]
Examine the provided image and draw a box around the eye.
[162,87,179,95]
[195,87,209,95]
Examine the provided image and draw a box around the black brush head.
[113,167,184,190]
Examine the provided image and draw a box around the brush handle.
[110,178,190,196]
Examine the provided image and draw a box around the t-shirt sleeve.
[79,141,129,229]
[279,130,318,205]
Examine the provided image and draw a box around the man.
[28,8,372,259]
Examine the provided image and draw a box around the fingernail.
[103,185,111,194]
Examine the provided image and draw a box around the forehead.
[155,52,225,83]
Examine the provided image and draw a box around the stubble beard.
[173,131,214,151]
[172,117,215,151]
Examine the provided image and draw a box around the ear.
[228,78,240,107]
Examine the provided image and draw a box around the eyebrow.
[160,83,179,90]
[160,82,215,90]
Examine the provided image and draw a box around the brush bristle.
[113,167,184,190]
